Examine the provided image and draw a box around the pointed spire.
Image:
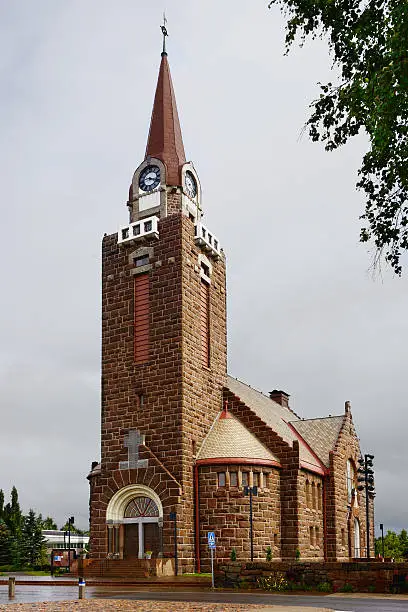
[145,52,186,186]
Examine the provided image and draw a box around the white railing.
[118,215,159,244]
[194,222,221,259]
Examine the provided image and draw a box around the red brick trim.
[286,421,328,475]
[196,457,282,468]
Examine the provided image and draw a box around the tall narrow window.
[312,482,317,509]
[306,480,311,507]
[200,279,210,367]
[317,483,322,511]
[134,273,149,364]
[346,459,356,503]
[218,472,226,487]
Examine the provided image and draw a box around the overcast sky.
[0,1,406,533]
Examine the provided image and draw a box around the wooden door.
[143,523,160,558]
[124,524,139,558]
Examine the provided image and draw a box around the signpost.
[207,531,216,588]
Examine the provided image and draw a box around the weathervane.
[161,13,168,55]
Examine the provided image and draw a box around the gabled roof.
[290,416,344,467]
[145,53,186,186]
[197,411,279,464]
[226,375,325,473]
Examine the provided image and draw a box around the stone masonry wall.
[90,194,227,571]
[216,560,408,593]
[177,208,227,569]
[297,470,325,560]
[223,389,301,561]
[327,407,373,561]
[198,464,281,571]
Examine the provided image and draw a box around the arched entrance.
[106,485,163,559]
[123,496,160,558]
[354,518,361,558]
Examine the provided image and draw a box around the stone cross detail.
[119,429,148,470]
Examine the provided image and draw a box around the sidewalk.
[0,601,333,611]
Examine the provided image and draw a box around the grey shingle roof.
[290,416,344,467]
[226,376,323,471]
[196,412,279,462]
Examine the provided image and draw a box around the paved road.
[92,588,408,611]
[1,585,408,611]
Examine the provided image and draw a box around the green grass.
[183,572,212,577]
[24,571,50,576]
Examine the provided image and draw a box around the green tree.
[0,519,11,565]
[39,515,58,530]
[375,529,407,559]
[268,0,408,274]
[2,487,23,567]
[0,489,4,520]
[398,529,408,559]
[60,522,84,535]
[21,510,46,567]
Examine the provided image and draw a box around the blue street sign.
[207,531,216,549]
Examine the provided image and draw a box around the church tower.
[88,41,227,571]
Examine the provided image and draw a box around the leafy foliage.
[266,545,273,562]
[60,521,86,535]
[375,529,408,560]
[257,571,289,591]
[268,0,408,273]
[316,581,332,592]
[230,547,237,561]
[40,516,58,530]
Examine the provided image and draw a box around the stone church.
[88,42,374,574]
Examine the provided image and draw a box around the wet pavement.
[1,583,408,611]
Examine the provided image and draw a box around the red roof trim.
[300,461,328,476]
[196,457,282,469]
[286,421,329,475]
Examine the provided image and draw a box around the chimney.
[269,389,290,408]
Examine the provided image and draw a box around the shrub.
[339,582,354,593]
[266,546,272,562]
[230,548,237,562]
[295,548,301,561]
[316,581,332,593]
[257,572,289,591]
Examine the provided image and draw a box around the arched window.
[346,459,356,503]
[306,480,311,507]
[317,483,322,511]
[312,482,316,509]
[354,518,361,558]
[124,496,159,518]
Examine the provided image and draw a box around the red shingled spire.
[145,53,186,186]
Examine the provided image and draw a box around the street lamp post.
[67,516,75,572]
[380,523,385,558]
[244,486,258,562]
[357,454,375,559]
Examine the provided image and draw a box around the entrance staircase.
[80,558,157,579]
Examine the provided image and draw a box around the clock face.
[139,165,160,192]
[185,171,197,199]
